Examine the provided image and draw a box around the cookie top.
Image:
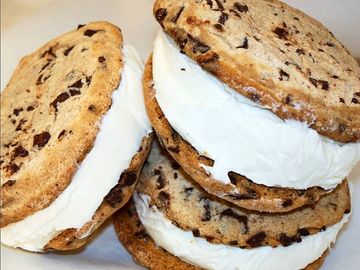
[46,134,153,251]
[136,140,351,249]
[153,0,360,143]
[113,201,326,270]
[143,56,330,213]
[1,21,123,227]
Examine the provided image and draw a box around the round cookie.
[1,22,123,227]
[143,56,330,213]
[45,133,153,251]
[135,140,351,249]
[113,201,327,270]
[153,0,360,143]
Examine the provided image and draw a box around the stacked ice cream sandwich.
[114,0,360,269]
[1,22,152,252]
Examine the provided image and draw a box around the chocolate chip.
[39,62,51,73]
[88,105,96,112]
[309,78,330,90]
[33,131,51,149]
[64,46,74,56]
[246,232,266,247]
[220,209,248,232]
[298,228,310,236]
[201,199,211,222]
[226,189,258,200]
[153,169,161,175]
[320,226,327,231]
[86,76,92,86]
[171,161,180,170]
[27,105,35,111]
[355,92,360,97]
[2,180,16,187]
[282,198,293,207]
[4,163,20,175]
[206,0,213,8]
[228,172,238,185]
[214,23,223,31]
[187,34,211,54]
[77,24,85,29]
[296,48,305,55]
[120,172,137,187]
[69,79,83,89]
[156,174,165,189]
[36,74,44,85]
[214,0,224,10]
[273,27,289,40]
[285,94,293,105]
[69,89,81,96]
[98,56,106,63]
[158,191,170,208]
[250,93,260,102]
[104,184,123,207]
[41,47,56,58]
[218,12,229,25]
[12,146,29,158]
[155,8,168,27]
[15,119,27,131]
[352,98,359,104]
[344,209,351,214]
[173,172,178,179]
[192,229,200,237]
[84,29,100,37]
[50,92,70,112]
[172,6,184,23]
[279,233,302,247]
[13,108,23,116]
[181,67,186,71]
[279,69,290,81]
[134,230,149,239]
[168,146,180,153]
[234,2,249,13]
[236,37,249,49]
[58,130,66,140]
[229,240,238,246]
[326,42,335,47]
[339,98,345,103]
[184,187,193,196]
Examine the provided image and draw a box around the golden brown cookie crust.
[143,56,330,213]
[113,201,326,270]
[1,22,123,227]
[137,140,351,249]
[153,0,360,143]
[45,133,153,251]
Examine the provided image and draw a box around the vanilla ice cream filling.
[1,45,152,252]
[152,31,360,190]
[134,193,350,270]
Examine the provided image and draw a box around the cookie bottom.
[113,201,326,270]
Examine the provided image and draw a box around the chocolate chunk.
[120,172,137,187]
[77,24,86,29]
[69,79,83,89]
[192,229,200,237]
[218,12,229,25]
[246,231,266,247]
[2,180,16,187]
[33,131,51,149]
[234,2,249,13]
[339,98,345,103]
[64,46,74,56]
[355,92,360,97]
[155,8,168,27]
[214,23,223,31]
[171,161,180,170]
[273,27,289,40]
[58,130,66,140]
[172,6,184,23]
[220,209,248,232]
[352,98,359,104]
[214,0,224,10]
[39,62,51,73]
[298,228,310,236]
[13,108,23,117]
[282,198,293,207]
[12,146,29,158]
[156,174,165,189]
[201,199,211,222]
[279,69,290,81]
[236,37,249,49]
[279,233,302,247]
[105,184,123,207]
[50,92,70,112]
[158,191,170,207]
[206,0,213,8]
[84,29,100,37]
[98,56,106,63]
[26,106,34,112]
[4,163,20,175]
